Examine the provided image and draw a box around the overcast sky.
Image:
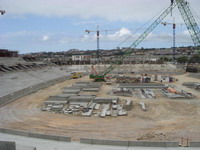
[0,0,200,54]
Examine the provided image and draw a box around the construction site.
[0,0,200,149]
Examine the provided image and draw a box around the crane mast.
[161,18,176,64]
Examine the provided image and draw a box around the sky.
[0,0,200,54]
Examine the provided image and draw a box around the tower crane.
[85,26,102,61]
[85,27,147,61]
[161,18,176,64]
[89,0,200,81]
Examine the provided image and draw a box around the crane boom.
[100,3,177,76]
[175,0,200,46]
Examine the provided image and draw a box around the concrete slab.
[119,83,166,89]
[62,89,80,94]
[94,97,119,103]
[82,88,100,92]
[68,95,94,102]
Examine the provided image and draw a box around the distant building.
[0,49,18,57]
[72,55,91,61]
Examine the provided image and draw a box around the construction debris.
[137,132,168,141]
[100,103,110,117]
[139,89,156,99]
[112,87,132,96]
[116,75,140,83]
[162,84,194,99]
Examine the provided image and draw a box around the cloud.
[108,28,132,40]
[42,35,50,41]
[0,28,194,52]
[1,0,200,22]
[79,27,194,46]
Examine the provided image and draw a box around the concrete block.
[28,132,71,142]
[82,88,99,92]
[0,128,70,142]
[0,129,29,137]
[93,97,119,103]
[0,141,16,150]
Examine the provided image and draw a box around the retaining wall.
[80,138,179,147]
[0,141,16,150]
[0,75,71,107]
[0,128,71,142]
[190,142,200,147]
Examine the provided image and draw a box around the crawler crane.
[90,0,200,81]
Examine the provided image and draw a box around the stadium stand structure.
[0,57,72,106]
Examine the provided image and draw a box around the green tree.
[189,55,200,63]
[177,56,188,64]
[159,57,169,62]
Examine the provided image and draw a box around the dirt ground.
[0,74,200,142]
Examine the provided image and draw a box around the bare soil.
[0,74,200,142]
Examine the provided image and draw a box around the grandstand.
[0,57,71,106]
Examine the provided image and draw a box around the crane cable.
[116,4,172,48]
[189,5,200,26]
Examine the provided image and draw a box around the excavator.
[90,0,200,82]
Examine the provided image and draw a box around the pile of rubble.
[115,76,141,83]
[137,132,168,141]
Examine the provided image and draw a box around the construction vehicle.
[90,0,200,82]
[71,72,83,79]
